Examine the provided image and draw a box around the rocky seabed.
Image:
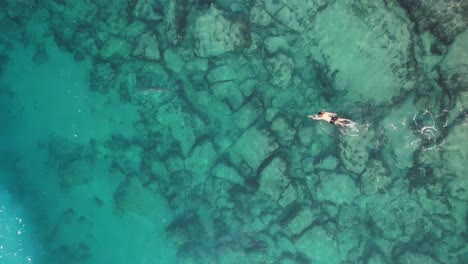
[2,0,468,263]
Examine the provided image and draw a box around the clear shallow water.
[0,183,34,264]
[1,1,467,264]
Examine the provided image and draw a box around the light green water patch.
[1,39,176,263]
[0,184,36,264]
[306,1,414,103]
[2,40,139,146]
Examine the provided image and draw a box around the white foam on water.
[337,121,371,138]
[0,185,36,264]
[407,110,449,152]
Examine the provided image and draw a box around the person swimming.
[308,111,354,127]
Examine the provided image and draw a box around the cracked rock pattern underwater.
[0,0,467,263]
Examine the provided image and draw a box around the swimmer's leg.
[336,119,355,127]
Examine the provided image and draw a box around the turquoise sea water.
[1,1,467,263]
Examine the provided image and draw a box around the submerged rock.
[155,102,196,157]
[295,226,341,263]
[250,4,273,27]
[380,97,419,172]
[278,183,298,207]
[100,36,131,59]
[315,155,338,171]
[316,173,359,204]
[440,30,468,93]
[231,101,261,130]
[58,158,94,188]
[6,0,36,20]
[287,207,318,235]
[185,141,218,186]
[90,63,116,93]
[209,81,240,108]
[340,127,376,174]
[164,0,189,45]
[114,176,168,221]
[133,0,163,21]
[306,1,415,103]
[213,163,244,185]
[442,123,468,201]
[397,0,468,44]
[163,49,185,73]
[263,0,330,32]
[207,65,238,84]
[271,116,296,144]
[363,193,431,243]
[258,157,290,202]
[132,33,161,61]
[276,235,296,255]
[232,128,278,172]
[397,251,442,264]
[47,208,93,262]
[265,53,295,88]
[264,36,290,54]
[193,6,250,57]
[360,160,392,195]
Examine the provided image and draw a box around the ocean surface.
[0,1,467,263]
